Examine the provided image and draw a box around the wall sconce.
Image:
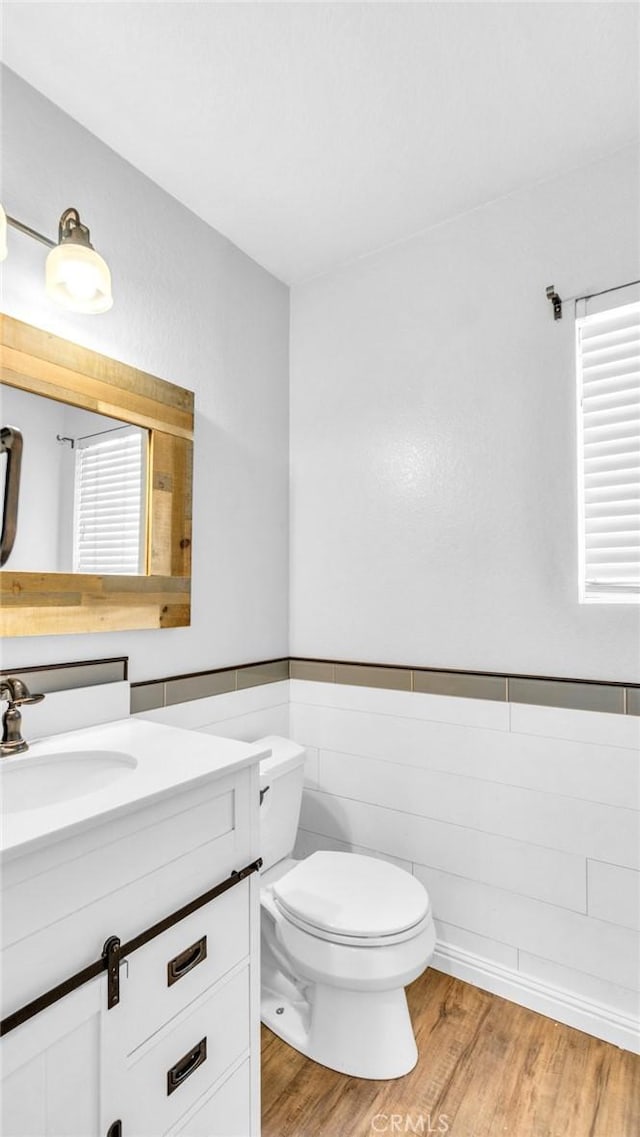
[1,204,113,314]
[45,208,112,314]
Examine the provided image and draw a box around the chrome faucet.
[0,678,45,756]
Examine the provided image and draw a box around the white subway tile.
[196,703,289,742]
[588,861,640,931]
[517,951,640,1018]
[413,864,640,991]
[290,703,501,769]
[293,826,412,872]
[317,750,640,869]
[304,747,319,788]
[140,680,290,729]
[500,733,639,811]
[433,918,518,969]
[290,703,639,810]
[300,790,586,910]
[509,702,640,750]
[290,679,509,730]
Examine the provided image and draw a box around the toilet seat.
[272,896,431,947]
[271,851,430,945]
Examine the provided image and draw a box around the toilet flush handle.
[260,785,270,806]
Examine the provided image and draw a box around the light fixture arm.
[6,214,55,249]
[6,207,94,251]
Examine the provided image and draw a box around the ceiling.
[2,2,638,284]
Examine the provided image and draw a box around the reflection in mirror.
[0,386,149,574]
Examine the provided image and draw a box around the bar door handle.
[0,426,23,567]
[167,1037,207,1095]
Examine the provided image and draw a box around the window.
[73,426,148,575]
[576,300,640,603]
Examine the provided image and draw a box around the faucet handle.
[2,678,45,706]
[14,692,45,707]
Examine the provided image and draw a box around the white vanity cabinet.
[1,725,263,1137]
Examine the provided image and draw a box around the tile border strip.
[0,657,128,695]
[131,658,290,713]
[1,654,636,716]
[130,657,640,718]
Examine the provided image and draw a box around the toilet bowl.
[255,736,436,1079]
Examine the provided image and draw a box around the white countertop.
[0,718,269,862]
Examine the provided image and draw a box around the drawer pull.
[167,1037,207,1096]
[167,936,207,986]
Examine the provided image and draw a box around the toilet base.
[262,980,419,1080]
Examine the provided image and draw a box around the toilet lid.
[272,851,429,939]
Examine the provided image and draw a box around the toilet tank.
[254,735,306,873]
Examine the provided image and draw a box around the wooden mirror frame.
[0,315,193,636]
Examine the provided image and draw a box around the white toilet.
[255,735,436,1080]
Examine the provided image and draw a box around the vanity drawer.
[168,1060,252,1137]
[120,879,250,1054]
[122,966,250,1137]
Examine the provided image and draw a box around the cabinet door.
[1,987,102,1137]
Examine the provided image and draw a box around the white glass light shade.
[0,204,8,262]
[45,242,113,313]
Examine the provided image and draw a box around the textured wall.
[290,146,640,682]
[1,68,290,680]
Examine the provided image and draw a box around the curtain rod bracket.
[546,285,562,321]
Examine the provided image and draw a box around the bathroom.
[0,2,638,1135]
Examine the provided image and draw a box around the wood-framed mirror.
[0,315,193,636]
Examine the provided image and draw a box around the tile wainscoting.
[135,666,639,1053]
[289,678,640,1053]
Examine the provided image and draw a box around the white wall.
[290,679,640,1051]
[1,67,289,681]
[290,146,640,682]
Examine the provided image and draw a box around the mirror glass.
[0,385,149,574]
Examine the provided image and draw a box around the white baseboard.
[432,941,640,1054]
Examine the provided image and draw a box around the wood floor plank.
[261,969,640,1137]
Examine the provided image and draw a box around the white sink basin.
[0,750,138,813]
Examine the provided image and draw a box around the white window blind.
[576,300,640,602]
[73,427,147,575]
